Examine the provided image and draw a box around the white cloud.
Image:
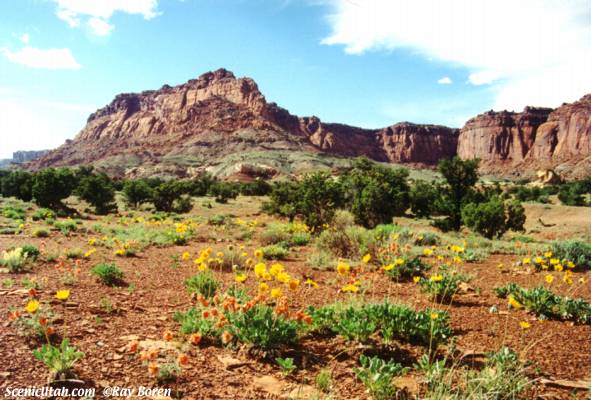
[0,95,94,159]
[1,46,81,70]
[54,0,159,35]
[20,33,30,44]
[322,0,591,111]
[88,17,115,36]
[437,76,452,85]
[468,71,499,86]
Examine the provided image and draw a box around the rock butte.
[30,69,591,179]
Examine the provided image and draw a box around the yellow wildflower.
[234,273,247,283]
[519,321,530,329]
[362,254,371,264]
[254,249,263,258]
[413,276,421,284]
[382,264,394,271]
[544,274,554,284]
[430,312,439,320]
[258,282,269,294]
[423,248,434,256]
[25,300,39,314]
[305,278,319,288]
[181,251,191,261]
[336,262,350,276]
[341,284,359,293]
[271,288,283,299]
[508,295,522,309]
[430,275,443,282]
[55,290,70,301]
[288,279,300,291]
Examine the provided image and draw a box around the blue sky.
[1,0,590,159]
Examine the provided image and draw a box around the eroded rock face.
[458,96,591,178]
[30,68,458,178]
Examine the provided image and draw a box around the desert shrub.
[263,172,345,231]
[261,244,289,260]
[173,195,193,213]
[419,266,469,303]
[353,355,408,400]
[91,263,124,286]
[2,205,26,220]
[343,158,410,228]
[461,197,525,239]
[226,304,299,349]
[495,284,591,324]
[414,232,440,246]
[209,182,240,204]
[207,214,229,226]
[32,228,50,238]
[436,157,480,231]
[410,180,441,218]
[21,244,40,260]
[260,224,291,246]
[239,179,272,196]
[65,248,84,259]
[1,170,33,201]
[384,256,431,280]
[33,338,84,377]
[32,168,77,209]
[152,181,191,212]
[54,219,78,236]
[558,182,587,206]
[551,240,591,270]
[1,248,29,272]
[76,173,117,214]
[185,271,219,298]
[32,208,55,221]
[122,179,154,209]
[308,302,452,347]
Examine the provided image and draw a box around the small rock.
[217,355,248,370]
[252,375,284,396]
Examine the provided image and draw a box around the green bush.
[263,172,344,232]
[122,179,154,209]
[209,182,239,204]
[32,168,77,210]
[33,338,84,376]
[152,181,191,212]
[353,355,408,400]
[32,208,55,221]
[32,228,50,238]
[91,263,124,286]
[76,173,117,214]
[1,170,33,201]
[461,197,525,239]
[54,219,78,236]
[410,180,441,218]
[384,256,431,281]
[551,240,591,270]
[261,244,289,260]
[420,266,469,303]
[21,244,40,260]
[226,304,299,350]
[185,271,219,299]
[344,158,410,228]
[436,157,480,231]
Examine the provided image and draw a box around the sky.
[1,0,591,159]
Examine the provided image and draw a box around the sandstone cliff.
[31,69,458,178]
[458,95,591,179]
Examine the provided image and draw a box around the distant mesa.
[1,150,49,169]
[27,68,591,179]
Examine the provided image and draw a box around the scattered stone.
[252,375,284,396]
[217,355,248,370]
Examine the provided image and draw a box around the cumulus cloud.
[54,0,159,35]
[0,46,81,70]
[437,76,452,85]
[322,0,591,111]
[20,33,30,44]
[87,17,115,36]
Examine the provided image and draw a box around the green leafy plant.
[32,339,84,377]
[54,219,78,236]
[495,283,591,324]
[316,368,332,393]
[420,266,469,303]
[185,271,219,299]
[353,355,408,400]
[551,240,591,271]
[91,263,124,286]
[226,305,299,350]
[261,244,289,260]
[32,228,50,238]
[384,256,431,280]
[276,357,296,376]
